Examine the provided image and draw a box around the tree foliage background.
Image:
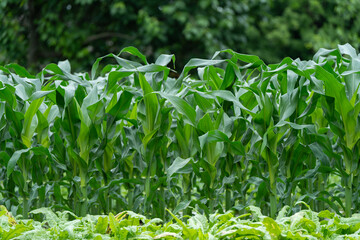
[1,0,360,71]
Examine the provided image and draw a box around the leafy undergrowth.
[1,205,360,240]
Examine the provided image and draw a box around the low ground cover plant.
[1,44,360,238]
[2,203,360,239]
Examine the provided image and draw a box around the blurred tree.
[250,0,360,62]
[1,0,360,72]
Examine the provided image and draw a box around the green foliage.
[2,205,360,239]
[2,43,360,225]
[1,0,360,71]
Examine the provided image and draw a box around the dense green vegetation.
[1,0,360,71]
[2,204,360,239]
[2,44,360,238]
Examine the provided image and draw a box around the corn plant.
[2,44,360,221]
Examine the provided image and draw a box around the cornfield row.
[1,44,360,220]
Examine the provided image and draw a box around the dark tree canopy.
[1,0,360,72]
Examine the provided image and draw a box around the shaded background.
[1,0,360,72]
